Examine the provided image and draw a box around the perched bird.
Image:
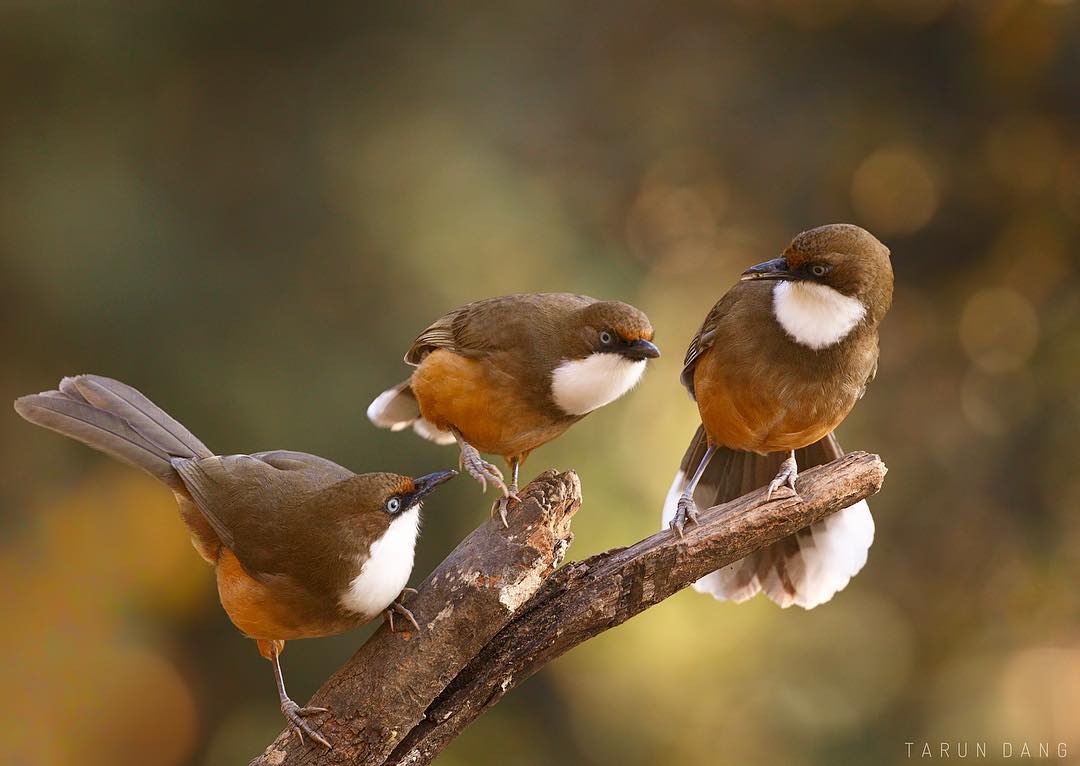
[14,375,456,748]
[368,293,659,525]
[662,223,892,608]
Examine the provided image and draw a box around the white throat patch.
[340,505,419,617]
[551,353,647,416]
[772,281,866,350]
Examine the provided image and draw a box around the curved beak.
[618,338,661,360]
[741,256,794,282]
[410,469,457,503]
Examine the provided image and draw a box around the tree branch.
[251,452,887,766]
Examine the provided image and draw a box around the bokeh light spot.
[959,287,1040,373]
[995,647,1080,744]
[851,144,940,235]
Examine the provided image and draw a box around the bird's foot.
[281,697,331,749]
[384,592,421,634]
[457,441,508,495]
[668,492,700,539]
[490,485,521,528]
[765,454,799,501]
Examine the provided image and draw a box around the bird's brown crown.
[350,472,416,506]
[327,472,416,536]
[577,301,654,343]
[783,223,894,320]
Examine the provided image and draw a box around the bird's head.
[348,469,457,543]
[550,300,660,417]
[569,300,661,362]
[741,223,894,322]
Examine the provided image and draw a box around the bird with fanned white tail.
[662,223,892,609]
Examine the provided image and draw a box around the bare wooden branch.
[251,452,887,766]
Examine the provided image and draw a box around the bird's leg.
[491,456,521,528]
[670,445,718,539]
[453,428,509,496]
[267,641,331,749]
[383,587,421,633]
[766,450,799,501]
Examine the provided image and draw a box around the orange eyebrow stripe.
[616,327,653,342]
[783,246,808,268]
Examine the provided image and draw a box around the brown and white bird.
[368,293,659,524]
[15,375,456,748]
[662,223,892,608]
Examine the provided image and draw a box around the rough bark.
[251,452,887,766]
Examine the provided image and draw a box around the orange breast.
[215,549,357,641]
[693,351,851,455]
[410,349,569,459]
[216,549,300,640]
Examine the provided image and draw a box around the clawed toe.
[491,491,521,528]
[669,493,699,539]
[384,599,421,634]
[281,699,331,749]
[453,430,511,497]
[462,451,506,494]
[765,454,799,502]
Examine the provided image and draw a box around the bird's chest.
[215,549,362,641]
[411,349,572,457]
[338,508,419,618]
[694,332,867,454]
[693,282,875,453]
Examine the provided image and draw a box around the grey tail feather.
[14,375,210,489]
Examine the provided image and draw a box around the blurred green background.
[2,1,1078,764]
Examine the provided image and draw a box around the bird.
[14,375,457,748]
[661,223,892,609]
[368,293,659,525]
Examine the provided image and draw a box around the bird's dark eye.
[810,264,828,277]
[599,330,615,346]
[385,496,402,514]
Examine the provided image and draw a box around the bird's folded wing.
[680,293,735,399]
[405,298,509,364]
[170,453,352,570]
[404,293,594,365]
[249,450,354,482]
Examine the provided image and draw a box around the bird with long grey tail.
[14,375,456,749]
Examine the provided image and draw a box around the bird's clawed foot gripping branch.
[250,453,887,766]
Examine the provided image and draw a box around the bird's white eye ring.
[811,264,828,277]
[599,330,614,345]
[386,497,401,514]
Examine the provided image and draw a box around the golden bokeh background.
[1,2,1078,764]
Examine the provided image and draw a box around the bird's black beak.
[741,256,794,282]
[410,469,457,502]
[618,339,661,360]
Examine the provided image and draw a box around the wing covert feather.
[681,294,734,399]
